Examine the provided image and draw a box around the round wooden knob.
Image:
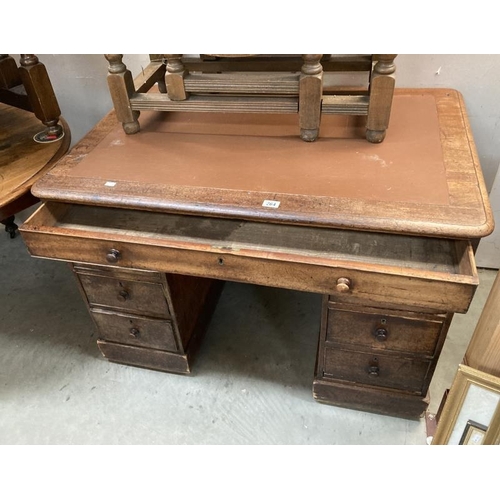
[106,249,121,263]
[336,277,351,293]
[129,328,140,338]
[117,290,129,302]
[374,328,388,342]
[368,366,380,377]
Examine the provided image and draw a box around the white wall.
[396,55,500,191]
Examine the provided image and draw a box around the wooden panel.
[133,61,165,93]
[73,263,163,283]
[323,347,430,393]
[180,55,373,73]
[325,304,445,357]
[312,377,429,419]
[129,94,298,113]
[184,73,300,94]
[97,340,190,374]
[464,271,500,377]
[91,309,178,352]
[76,273,171,318]
[322,95,369,115]
[21,203,478,313]
[30,89,493,239]
[166,273,223,350]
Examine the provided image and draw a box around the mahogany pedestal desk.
[20,89,493,420]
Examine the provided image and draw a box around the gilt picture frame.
[432,364,500,445]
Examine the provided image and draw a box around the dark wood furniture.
[105,54,397,143]
[73,264,222,373]
[20,88,493,420]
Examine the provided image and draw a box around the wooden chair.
[0,54,63,141]
[105,54,397,143]
[0,55,69,238]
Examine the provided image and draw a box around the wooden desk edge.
[30,89,494,240]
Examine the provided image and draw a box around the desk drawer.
[326,304,446,357]
[77,273,170,318]
[91,309,178,352]
[323,347,430,394]
[21,202,479,313]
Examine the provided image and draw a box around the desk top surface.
[32,88,493,239]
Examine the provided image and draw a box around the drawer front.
[21,203,478,314]
[326,306,445,357]
[77,274,170,318]
[92,309,178,352]
[323,348,430,393]
[24,232,477,313]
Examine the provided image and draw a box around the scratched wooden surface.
[31,89,492,239]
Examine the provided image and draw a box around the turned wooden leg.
[1,216,18,239]
[18,54,63,141]
[366,54,397,143]
[104,54,140,134]
[299,54,323,142]
[165,54,187,100]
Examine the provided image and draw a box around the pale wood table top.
[31,89,493,239]
[0,103,70,217]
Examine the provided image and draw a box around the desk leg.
[1,216,18,238]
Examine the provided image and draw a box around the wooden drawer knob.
[368,358,380,377]
[336,277,351,293]
[374,328,388,342]
[117,290,129,302]
[106,248,121,263]
[129,328,140,338]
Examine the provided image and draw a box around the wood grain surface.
[21,202,478,313]
[0,103,70,212]
[30,89,492,239]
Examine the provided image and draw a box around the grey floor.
[0,206,497,445]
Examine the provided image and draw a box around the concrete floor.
[0,206,497,445]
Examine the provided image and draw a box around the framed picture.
[432,364,500,445]
[459,420,488,445]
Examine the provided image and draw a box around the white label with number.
[262,200,280,208]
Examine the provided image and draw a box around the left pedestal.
[72,264,223,374]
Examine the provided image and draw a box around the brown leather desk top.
[32,88,493,239]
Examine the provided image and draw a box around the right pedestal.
[313,297,454,419]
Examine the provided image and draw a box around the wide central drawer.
[21,202,479,313]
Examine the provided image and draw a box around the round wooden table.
[0,102,70,237]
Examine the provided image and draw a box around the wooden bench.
[105,54,397,143]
